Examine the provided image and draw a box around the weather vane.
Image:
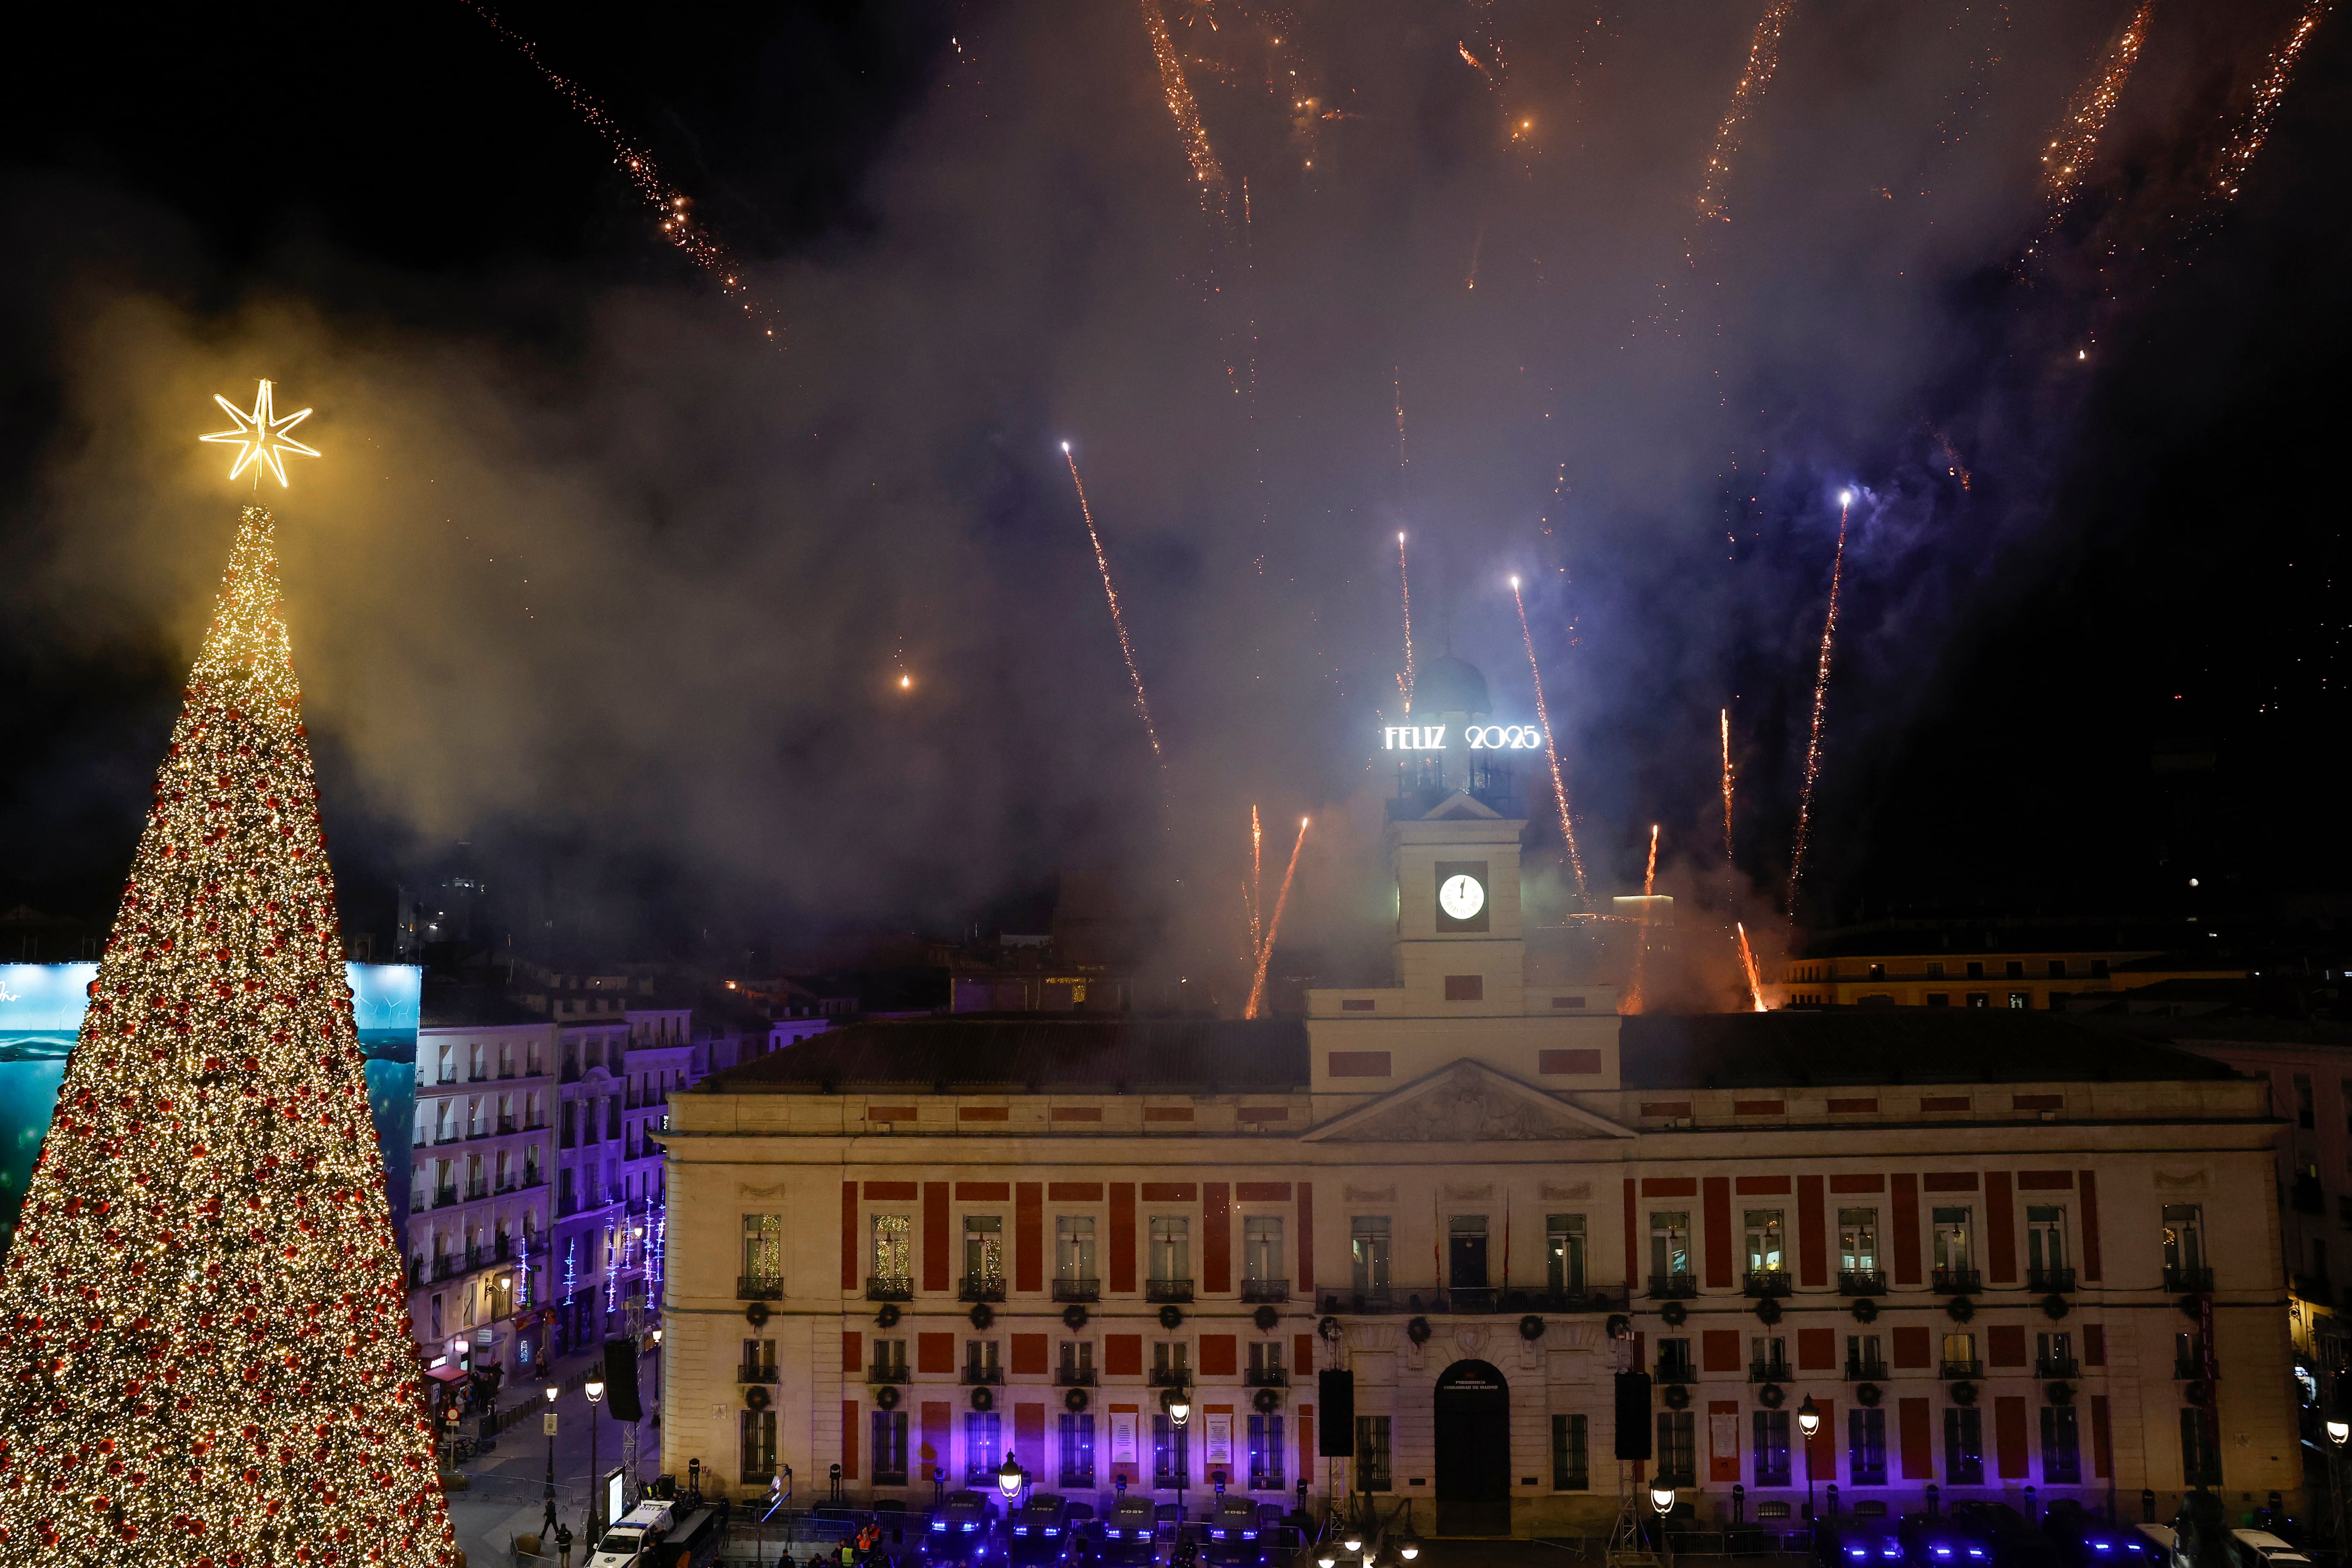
[199,378,319,488]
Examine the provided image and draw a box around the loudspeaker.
[1318,1369,1355,1456]
[604,1338,645,1423]
[1613,1371,1653,1461]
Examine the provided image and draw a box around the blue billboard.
[0,962,421,1255]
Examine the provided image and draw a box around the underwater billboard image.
[0,962,420,1256]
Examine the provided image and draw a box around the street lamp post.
[2327,1419,2348,1554]
[1650,1476,1678,1568]
[585,1370,607,1541]
[649,1326,663,1433]
[542,1384,562,1537]
[1797,1395,1822,1537]
[1168,1393,1194,1534]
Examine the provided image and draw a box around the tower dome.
[1411,654,1490,717]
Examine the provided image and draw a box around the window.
[1931,1208,1972,1275]
[741,1337,777,1376]
[1966,993,1989,1008]
[1847,1334,1883,1377]
[1244,1216,1284,1282]
[2162,1204,2206,1276]
[869,1214,910,1286]
[1752,1336,1788,1380]
[874,1338,908,1378]
[2008,993,2029,1010]
[1965,962,1985,981]
[2005,961,2025,980]
[965,1412,1003,1485]
[1926,962,1946,980]
[740,1408,778,1485]
[2036,1331,2075,1377]
[1745,1211,1786,1275]
[1926,993,1950,1008]
[1342,1416,1392,1492]
[2026,1207,2066,1280]
[1154,1414,1192,1488]
[1654,1411,1696,1486]
[966,1340,1000,1380]
[1840,1209,1879,1273]
[1753,1409,1791,1487]
[1057,1216,1096,1282]
[1849,1409,1887,1485]
[1547,1215,1587,1293]
[2180,1409,2223,1486]
[1448,1215,1489,1289]
[1150,1216,1191,1283]
[1942,1331,1979,1375]
[1944,1408,1984,1484]
[1552,1414,1590,1490]
[1153,1340,1191,1380]
[2048,959,2068,979]
[1651,1211,1692,1281]
[963,1215,1004,1290]
[742,1214,782,1287]
[1059,1340,1093,1380]
[1248,1414,1286,1489]
[2041,1407,2081,1483]
[1058,1414,1096,1488]
[2295,1075,2316,1130]
[1657,1337,1694,1381]
[1351,1217,1391,1292]
[872,1410,909,1486]
[1868,963,1886,981]
[1248,1340,1285,1381]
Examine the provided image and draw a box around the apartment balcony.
[961,1365,1004,1386]
[1240,1278,1290,1304]
[1743,1270,1793,1299]
[867,1362,911,1386]
[738,1363,779,1385]
[1940,1358,1984,1380]
[737,1275,785,1302]
[866,1275,914,1303]
[1654,1360,1699,1386]
[1146,1278,1194,1304]
[465,1181,490,1202]
[1147,1368,1193,1390]
[2174,1354,2208,1381]
[497,1116,518,1134]
[409,1190,429,1214]
[1932,1267,1982,1295]
[2295,1274,2336,1307]
[1243,1367,1289,1388]
[408,1258,425,1284]
[556,1195,579,1218]
[2037,1354,2081,1379]
[1844,1356,1889,1382]
[2165,1265,2215,1294]
[434,1185,459,1209]
[1838,1269,1886,1296]
[1054,1367,1097,1387]
[1749,1360,1793,1385]
[958,1274,1007,1304]
[1648,1273,1699,1300]
[2028,1267,2077,1294]
[1324,1288,1395,1315]
[433,1256,461,1281]
[1051,1276,1100,1304]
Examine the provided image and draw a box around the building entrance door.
[1434,1359,1511,1535]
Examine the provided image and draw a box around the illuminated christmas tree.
[0,383,455,1564]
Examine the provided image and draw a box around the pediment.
[1418,790,1502,821]
[1304,1060,1636,1143]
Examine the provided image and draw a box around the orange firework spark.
[1063,444,1165,765]
[1458,40,1502,91]
[2031,0,2154,245]
[1787,493,1851,911]
[1141,0,1228,206]
[1397,532,1416,712]
[1244,816,1309,1020]
[460,2,780,344]
[1511,577,1589,904]
[2213,0,2332,205]
[1643,824,1660,897]
[1737,922,1769,1012]
[1691,0,1797,243]
[1249,804,1264,962]
[1720,708,1736,863]
[1933,428,1974,491]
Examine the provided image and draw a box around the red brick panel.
[1891,1174,1922,1286]
[921,1401,952,1473]
[1104,1335,1142,1377]
[843,1331,862,1373]
[1049,1182,1103,1202]
[1112,1183,1137,1293]
[1142,1183,1198,1203]
[1923,1172,1979,1192]
[2090,1395,2113,1478]
[1237,1183,1292,1202]
[1011,1334,1049,1376]
[1829,1174,1884,1194]
[1643,1178,1699,1196]
[1733,1100,1786,1117]
[1703,1178,1732,1290]
[1145,1109,1194,1123]
[1298,1405,1314,1483]
[1986,1171,2017,1286]
[1797,1175,1827,1288]
[919,1333,955,1374]
[959,1108,1009,1123]
[1206,1183,1232,1294]
[1015,1402,1046,1463]
[2018,1171,2074,1190]
[2078,1171,2103,1283]
[1017,1182,1043,1294]
[865,1181,919,1200]
[1200,1335,1238,1377]
[1806,1398,1834,1484]
[1703,1330,1742,1373]
[1295,1334,1316,1377]
[1237,1107,1289,1123]
[1298,1183,1315,1298]
[1049,1109,1102,1124]
[1994,1396,2030,1478]
[1623,1180,1639,1285]
[923,1182,950,1293]
[1540,1050,1603,1075]
[1734,1176,1792,1195]
[2084,1325,2106,1367]
[1709,1400,1742,1482]
[1899,1398,1933,1480]
[844,1399,859,1481]
[957,1182,1010,1201]
[2014,1094,2064,1112]
[1986,1325,2026,1368]
[1828,1098,1880,1115]
[1641,1102,1694,1119]
[1797,1329,1836,1370]
[842,1181,859,1291]
[1891,1327,1932,1369]
[1328,1052,1391,1077]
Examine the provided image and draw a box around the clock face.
[1438,873,1486,921]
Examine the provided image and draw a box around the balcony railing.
[2164,1265,2215,1294]
[866,1275,914,1302]
[1243,1367,1289,1387]
[1146,1278,1194,1304]
[2174,1354,2208,1381]
[738,1364,779,1385]
[1932,1267,1982,1295]
[2028,1267,2077,1294]
[1051,1277,1100,1304]
[2296,1274,2336,1306]
[961,1365,1003,1386]
[2036,1354,2081,1379]
[1654,1360,1699,1386]
[737,1275,785,1301]
[1147,1368,1193,1389]
[1939,1358,1984,1380]
[1844,1356,1888,1382]
[1649,1274,1699,1300]
[959,1274,1006,1304]
[1744,1270,1793,1298]
[868,1362,911,1386]
[1240,1278,1290,1304]
[1838,1269,1886,1296]
[434,1186,458,1209]
[1054,1367,1096,1387]
[1749,1360,1793,1385]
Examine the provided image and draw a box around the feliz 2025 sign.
[1382,723,1544,751]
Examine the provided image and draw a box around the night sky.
[0,1,2344,1000]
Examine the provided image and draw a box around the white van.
[2227,1531,2313,1568]
[588,1501,678,1568]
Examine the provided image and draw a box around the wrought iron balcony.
[2036,1354,2080,1379]
[1240,1278,1290,1304]
[1243,1367,1289,1387]
[958,1273,1006,1304]
[1744,1270,1793,1298]
[1939,1358,1984,1380]
[1648,1273,1699,1300]
[961,1365,1003,1386]
[867,1362,911,1386]
[738,1363,779,1385]
[2164,1265,2214,1294]
[2174,1354,2207,1381]
[1749,1360,1792,1385]
[1932,1267,1981,1295]
[2296,1274,2336,1306]
[2028,1266,2076,1293]
[1654,1359,1699,1386]
[1052,1276,1100,1304]
[1838,1269,1886,1296]
[1148,1367,1193,1389]
[737,1275,785,1301]
[866,1275,914,1302]
[1054,1367,1096,1387]
[1146,1278,1194,1304]
[1844,1356,1888,1382]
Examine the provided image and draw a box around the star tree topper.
[199,377,319,486]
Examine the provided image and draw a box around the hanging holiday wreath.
[2047,1383,2075,1407]
[1945,1296,1976,1324]
[2185,1381,2211,1407]
[2041,1294,2071,1322]
[1663,1385,1691,1411]
[1406,1316,1432,1346]
[971,1386,995,1412]
[1062,1304,1089,1332]
[1758,1383,1785,1409]
[1855,1383,1882,1408]
[969,1303,994,1331]
[1605,1314,1634,1341]
[1064,1386,1089,1414]
[1519,1315,1547,1343]
[1660,1300,1689,1328]
[1949,1381,1978,1407]
[1254,1305,1280,1333]
[874,1384,900,1411]
[1754,1297,1783,1327]
[1253,1387,1281,1414]
[876,1303,902,1330]
[745,1386,771,1411]
[745,1301,771,1329]
[1159,1305,1184,1331]
[1318,1316,1342,1342]
[1850,1298,1879,1324]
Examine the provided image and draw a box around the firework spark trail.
[1720,708,1737,863]
[1397,532,1416,711]
[2027,0,2155,254]
[1249,804,1265,962]
[1141,0,1229,208]
[459,1,780,345]
[1458,40,1503,91]
[1244,816,1309,1020]
[1511,577,1589,905]
[1643,824,1660,898]
[1737,922,1769,1012]
[1064,444,1165,766]
[1690,0,1797,252]
[2213,0,2333,206]
[1787,494,1851,912]
[1933,428,1974,491]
